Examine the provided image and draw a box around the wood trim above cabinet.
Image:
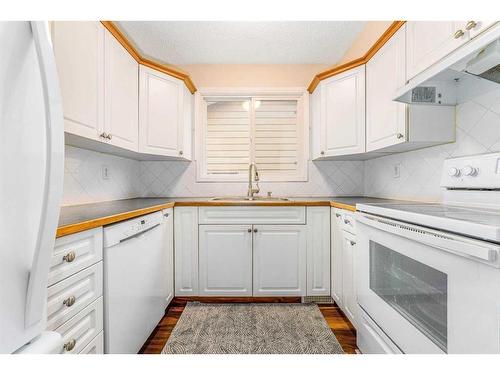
[100,21,197,94]
[307,21,406,93]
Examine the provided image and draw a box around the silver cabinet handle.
[465,21,477,30]
[396,133,404,139]
[63,339,76,352]
[454,29,465,39]
[163,213,169,218]
[344,219,351,224]
[350,240,356,246]
[253,228,258,233]
[62,251,76,263]
[63,296,76,307]
[335,213,341,218]
[247,228,252,233]
[179,150,184,156]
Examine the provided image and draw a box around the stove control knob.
[463,165,478,176]
[448,167,460,177]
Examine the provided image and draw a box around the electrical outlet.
[393,163,401,178]
[101,165,110,180]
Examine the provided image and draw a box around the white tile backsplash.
[62,88,500,206]
[364,88,500,202]
[138,160,365,197]
[62,146,141,206]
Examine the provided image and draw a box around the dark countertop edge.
[56,196,402,237]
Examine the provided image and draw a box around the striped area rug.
[162,302,344,354]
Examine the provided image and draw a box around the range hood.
[395,23,500,106]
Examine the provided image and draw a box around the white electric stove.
[355,152,500,354]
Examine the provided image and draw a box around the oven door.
[356,213,500,354]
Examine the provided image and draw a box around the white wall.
[365,88,500,202]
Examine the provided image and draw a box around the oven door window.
[370,241,448,352]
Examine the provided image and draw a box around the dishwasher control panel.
[103,211,164,248]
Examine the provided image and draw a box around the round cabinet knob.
[396,133,405,139]
[100,132,108,139]
[179,150,184,156]
[62,251,76,263]
[448,167,460,177]
[463,165,478,176]
[253,228,258,233]
[63,339,76,352]
[247,228,252,233]
[63,296,76,307]
[465,21,477,30]
[320,151,325,155]
[107,133,112,140]
[454,29,465,39]
[344,219,351,224]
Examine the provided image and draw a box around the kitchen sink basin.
[210,196,290,202]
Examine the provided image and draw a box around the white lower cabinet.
[306,207,330,296]
[331,209,344,306]
[47,228,104,354]
[174,207,199,296]
[199,225,253,296]
[164,209,174,305]
[253,225,307,296]
[331,208,358,328]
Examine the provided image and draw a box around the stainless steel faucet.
[247,162,260,200]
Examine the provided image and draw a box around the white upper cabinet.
[311,65,365,159]
[52,21,104,141]
[406,21,469,80]
[366,25,407,152]
[139,66,192,160]
[103,31,139,152]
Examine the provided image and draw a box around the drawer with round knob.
[55,297,103,354]
[49,227,103,286]
[46,262,103,330]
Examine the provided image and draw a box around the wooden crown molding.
[307,21,406,93]
[100,21,197,94]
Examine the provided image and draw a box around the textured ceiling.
[116,21,366,65]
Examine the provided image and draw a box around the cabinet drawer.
[79,331,104,354]
[46,262,103,330]
[199,206,306,225]
[56,297,103,354]
[49,227,103,286]
[341,212,356,234]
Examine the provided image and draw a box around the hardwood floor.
[139,297,358,354]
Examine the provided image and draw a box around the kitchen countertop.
[56,196,410,238]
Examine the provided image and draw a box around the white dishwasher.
[103,209,173,354]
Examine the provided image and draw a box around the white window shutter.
[254,100,300,179]
[206,100,251,176]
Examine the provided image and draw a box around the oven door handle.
[356,213,500,265]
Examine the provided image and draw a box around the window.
[196,89,308,182]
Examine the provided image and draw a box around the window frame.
[195,87,309,183]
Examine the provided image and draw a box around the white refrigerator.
[0,21,64,353]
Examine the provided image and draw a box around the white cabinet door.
[406,21,468,80]
[331,209,344,307]
[342,230,357,328]
[163,209,174,305]
[253,225,306,296]
[366,25,407,152]
[199,225,253,296]
[52,21,104,140]
[318,65,365,157]
[103,30,139,152]
[139,66,185,158]
[306,207,330,296]
[174,207,198,296]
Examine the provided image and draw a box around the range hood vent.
[395,24,500,106]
